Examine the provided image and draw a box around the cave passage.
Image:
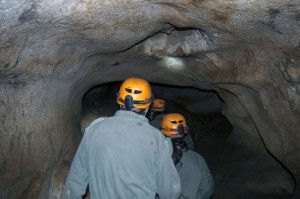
[1,1,300,199]
[79,82,295,199]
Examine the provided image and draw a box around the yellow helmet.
[161,113,188,138]
[151,99,166,112]
[117,77,153,110]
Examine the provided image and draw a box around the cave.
[0,1,300,199]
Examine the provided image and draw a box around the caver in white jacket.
[62,110,181,199]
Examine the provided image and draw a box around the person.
[62,77,181,199]
[148,99,195,151]
[161,113,214,199]
[148,98,167,127]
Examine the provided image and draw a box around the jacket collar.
[114,110,149,123]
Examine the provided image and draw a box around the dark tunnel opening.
[81,82,231,143]
[79,81,295,199]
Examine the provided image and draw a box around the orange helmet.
[151,99,166,112]
[117,77,153,110]
[161,113,188,138]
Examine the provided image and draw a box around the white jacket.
[62,110,181,199]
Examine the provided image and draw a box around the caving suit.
[62,110,181,199]
[177,149,214,199]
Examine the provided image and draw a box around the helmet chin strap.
[143,108,149,116]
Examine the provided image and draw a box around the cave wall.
[0,80,76,198]
[0,0,300,198]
